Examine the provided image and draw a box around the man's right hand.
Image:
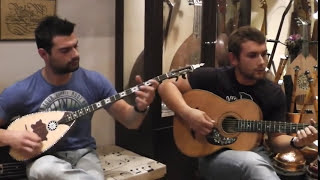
[6,130,42,155]
[182,107,215,136]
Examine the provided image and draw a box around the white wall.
[0,0,116,146]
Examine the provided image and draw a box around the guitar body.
[173,90,263,157]
[7,111,72,161]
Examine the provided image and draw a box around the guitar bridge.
[206,128,237,145]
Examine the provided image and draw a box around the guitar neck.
[227,119,315,134]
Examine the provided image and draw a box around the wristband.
[134,105,149,113]
[290,137,304,149]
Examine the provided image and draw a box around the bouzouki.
[7,63,204,161]
[169,0,202,70]
[173,89,317,157]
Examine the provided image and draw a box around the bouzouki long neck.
[59,64,204,125]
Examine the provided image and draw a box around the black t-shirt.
[188,66,287,122]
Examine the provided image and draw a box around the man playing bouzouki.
[0,16,159,180]
[158,26,317,180]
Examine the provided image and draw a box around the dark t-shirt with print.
[188,66,287,122]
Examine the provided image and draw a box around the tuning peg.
[293,66,300,71]
[305,70,310,75]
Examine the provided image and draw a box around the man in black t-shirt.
[158,26,317,180]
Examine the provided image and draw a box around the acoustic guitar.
[173,89,316,157]
[7,64,204,161]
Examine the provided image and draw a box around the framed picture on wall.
[0,0,56,40]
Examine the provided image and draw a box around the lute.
[8,63,204,161]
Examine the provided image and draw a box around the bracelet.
[134,105,149,113]
[290,137,304,149]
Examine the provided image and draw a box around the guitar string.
[221,118,314,132]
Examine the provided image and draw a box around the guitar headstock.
[188,0,202,6]
[260,0,267,9]
[167,63,204,80]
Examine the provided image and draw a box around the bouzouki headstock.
[188,0,202,6]
[166,63,204,81]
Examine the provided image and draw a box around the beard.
[50,58,80,74]
[238,65,266,81]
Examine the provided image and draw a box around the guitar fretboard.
[224,119,315,134]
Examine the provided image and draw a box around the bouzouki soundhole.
[47,120,58,131]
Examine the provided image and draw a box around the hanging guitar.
[173,89,317,157]
[7,63,204,161]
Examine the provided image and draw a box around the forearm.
[158,81,193,119]
[268,134,294,153]
[108,100,148,129]
[122,106,147,129]
[0,129,9,147]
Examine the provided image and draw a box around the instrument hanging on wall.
[172,89,317,157]
[8,64,204,161]
[274,55,289,84]
[126,0,175,105]
[225,0,240,36]
[169,0,203,70]
[289,66,300,113]
[285,17,318,114]
[267,0,294,74]
[260,0,267,36]
[215,0,229,67]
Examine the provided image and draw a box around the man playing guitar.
[158,26,317,180]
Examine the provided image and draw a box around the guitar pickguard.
[31,119,48,141]
[206,128,237,146]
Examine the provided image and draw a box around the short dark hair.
[228,26,266,59]
[35,16,75,54]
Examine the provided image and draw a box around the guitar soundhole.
[222,116,237,133]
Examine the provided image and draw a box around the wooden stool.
[97,145,166,180]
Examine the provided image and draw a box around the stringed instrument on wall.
[226,0,239,36]
[215,0,229,67]
[126,0,175,105]
[7,64,204,161]
[173,89,317,157]
[285,17,318,114]
[260,0,267,36]
[169,0,203,70]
